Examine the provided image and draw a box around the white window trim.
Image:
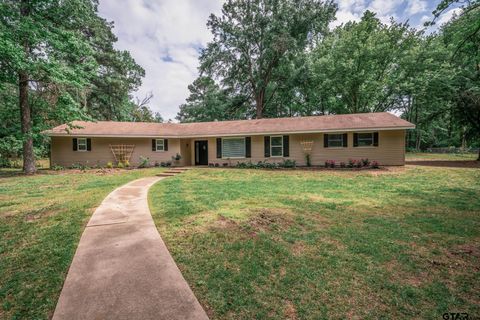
[327,133,344,148]
[77,138,87,152]
[222,137,246,159]
[270,135,283,157]
[155,139,165,152]
[356,132,375,147]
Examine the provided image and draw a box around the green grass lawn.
[0,168,163,319]
[150,166,480,319]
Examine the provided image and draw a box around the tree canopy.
[0,0,160,172]
[179,0,480,159]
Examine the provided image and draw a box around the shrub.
[51,164,64,171]
[347,159,356,168]
[305,153,311,167]
[139,156,149,168]
[208,163,215,167]
[325,160,335,168]
[70,163,90,170]
[154,161,160,167]
[166,161,172,167]
[280,159,296,168]
[356,161,362,168]
[0,157,13,168]
[371,161,380,168]
[124,160,130,168]
[340,162,346,168]
[222,163,228,167]
[172,153,182,161]
[106,161,113,169]
[117,162,124,169]
[361,158,370,167]
[214,163,220,167]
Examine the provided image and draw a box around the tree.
[197,0,337,119]
[0,0,156,172]
[309,11,418,114]
[440,1,480,159]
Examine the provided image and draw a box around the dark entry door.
[195,140,208,165]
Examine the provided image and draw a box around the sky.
[98,0,459,121]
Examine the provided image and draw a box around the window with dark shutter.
[373,132,379,146]
[164,139,168,151]
[264,136,270,157]
[323,134,328,148]
[86,138,91,151]
[152,139,156,151]
[216,138,222,158]
[283,135,289,157]
[245,137,251,158]
[326,134,343,147]
[73,138,78,151]
[353,133,359,147]
[343,133,348,147]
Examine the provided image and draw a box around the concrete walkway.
[53,176,208,320]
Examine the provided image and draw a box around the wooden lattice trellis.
[300,140,314,152]
[110,144,135,163]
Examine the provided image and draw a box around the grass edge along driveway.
[0,168,163,319]
[149,166,480,320]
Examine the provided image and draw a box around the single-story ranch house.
[44,112,415,167]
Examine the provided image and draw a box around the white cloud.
[436,7,461,26]
[406,0,427,15]
[98,0,223,121]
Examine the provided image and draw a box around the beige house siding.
[50,129,406,167]
[50,137,183,167]
[189,130,405,166]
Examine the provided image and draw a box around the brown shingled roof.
[44,112,414,137]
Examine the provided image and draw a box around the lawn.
[0,167,163,319]
[149,166,480,319]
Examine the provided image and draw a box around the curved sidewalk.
[53,176,208,320]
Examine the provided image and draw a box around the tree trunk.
[19,72,36,174]
[255,90,264,119]
[20,0,35,174]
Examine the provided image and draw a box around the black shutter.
[353,133,358,147]
[152,139,156,151]
[283,135,289,157]
[343,133,348,147]
[373,132,379,146]
[73,138,77,151]
[324,134,328,148]
[264,136,270,157]
[245,137,251,158]
[216,138,222,158]
[86,138,91,151]
[164,139,168,151]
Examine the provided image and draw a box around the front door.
[195,140,208,165]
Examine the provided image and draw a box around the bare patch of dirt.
[24,205,58,222]
[245,208,294,234]
[283,300,298,320]
[450,243,480,258]
[406,160,480,168]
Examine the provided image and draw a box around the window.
[327,134,344,148]
[357,132,374,147]
[222,137,245,158]
[77,138,87,151]
[271,136,283,157]
[156,139,164,151]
